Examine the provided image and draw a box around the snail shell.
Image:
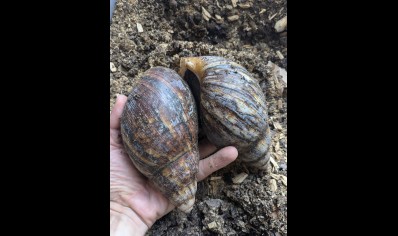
[120,67,199,213]
[179,56,272,169]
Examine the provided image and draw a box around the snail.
[120,67,199,213]
[179,56,272,169]
[120,57,271,213]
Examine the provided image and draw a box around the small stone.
[227,15,239,22]
[259,9,267,14]
[274,16,287,32]
[169,0,177,8]
[136,23,143,32]
[231,0,237,8]
[205,199,223,209]
[110,62,117,72]
[279,163,287,171]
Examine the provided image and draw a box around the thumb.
[110,95,128,130]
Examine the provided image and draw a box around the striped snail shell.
[179,56,272,169]
[120,67,199,213]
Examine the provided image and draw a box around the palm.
[110,136,171,227]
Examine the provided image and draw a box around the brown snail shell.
[120,67,199,213]
[179,56,272,169]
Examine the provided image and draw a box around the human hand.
[110,95,238,236]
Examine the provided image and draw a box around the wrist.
[110,202,149,236]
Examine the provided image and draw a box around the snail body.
[120,67,199,213]
[179,56,272,169]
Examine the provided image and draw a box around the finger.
[197,146,238,181]
[110,95,128,130]
[198,138,217,159]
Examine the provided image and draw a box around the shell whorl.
[180,56,272,169]
[120,67,199,212]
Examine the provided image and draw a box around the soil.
[110,0,287,235]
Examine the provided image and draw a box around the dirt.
[110,0,287,235]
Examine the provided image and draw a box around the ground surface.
[110,0,287,235]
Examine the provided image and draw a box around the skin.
[110,95,238,236]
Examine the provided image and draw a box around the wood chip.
[278,99,283,110]
[210,176,222,180]
[267,61,287,96]
[273,132,280,142]
[274,139,280,152]
[269,179,278,192]
[110,62,117,72]
[202,7,212,21]
[269,13,277,20]
[272,152,281,161]
[276,50,284,60]
[267,61,287,87]
[259,9,266,14]
[238,3,251,9]
[232,172,248,184]
[231,0,237,8]
[227,15,239,22]
[136,23,143,32]
[274,16,287,32]
[270,173,279,180]
[270,174,287,186]
[280,175,287,186]
[277,150,284,159]
[159,43,168,50]
[215,14,223,23]
[215,0,222,9]
[269,156,279,171]
[273,121,283,131]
